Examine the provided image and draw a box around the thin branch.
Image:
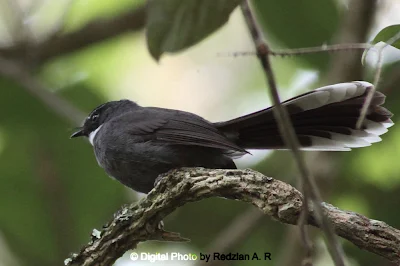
[356,30,400,129]
[219,43,373,58]
[239,1,345,266]
[270,43,373,57]
[0,56,85,125]
[35,148,74,259]
[64,168,400,266]
[298,190,313,265]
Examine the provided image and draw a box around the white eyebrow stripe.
[89,125,103,146]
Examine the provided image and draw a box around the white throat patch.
[89,125,103,146]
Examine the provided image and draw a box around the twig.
[276,226,311,266]
[35,148,74,259]
[297,188,313,265]
[64,168,400,266]
[270,44,373,57]
[0,56,85,125]
[239,1,345,266]
[219,43,373,58]
[356,30,400,129]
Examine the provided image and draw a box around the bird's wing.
[123,108,247,154]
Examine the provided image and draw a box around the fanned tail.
[215,81,393,151]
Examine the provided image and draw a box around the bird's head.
[70,99,139,140]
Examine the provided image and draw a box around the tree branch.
[64,168,400,266]
[0,4,147,64]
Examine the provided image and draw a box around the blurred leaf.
[146,0,241,60]
[371,24,400,49]
[362,24,400,64]
[251,0,339,69]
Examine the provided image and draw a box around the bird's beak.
[70,128,85,139]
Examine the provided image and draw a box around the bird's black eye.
[91,113,99,122]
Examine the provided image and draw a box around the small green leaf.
[362,24,400,65]
[146,0,241,61]
[371,24,400,49]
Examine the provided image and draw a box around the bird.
[71,81,393,193]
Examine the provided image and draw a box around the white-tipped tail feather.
[303,118,393,151]
[284,81,370,112]
[217,81,394,152]
[296,82,392,151]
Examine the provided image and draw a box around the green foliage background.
[0,1,399,266]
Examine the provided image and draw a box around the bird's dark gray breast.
[92,124,235,193]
